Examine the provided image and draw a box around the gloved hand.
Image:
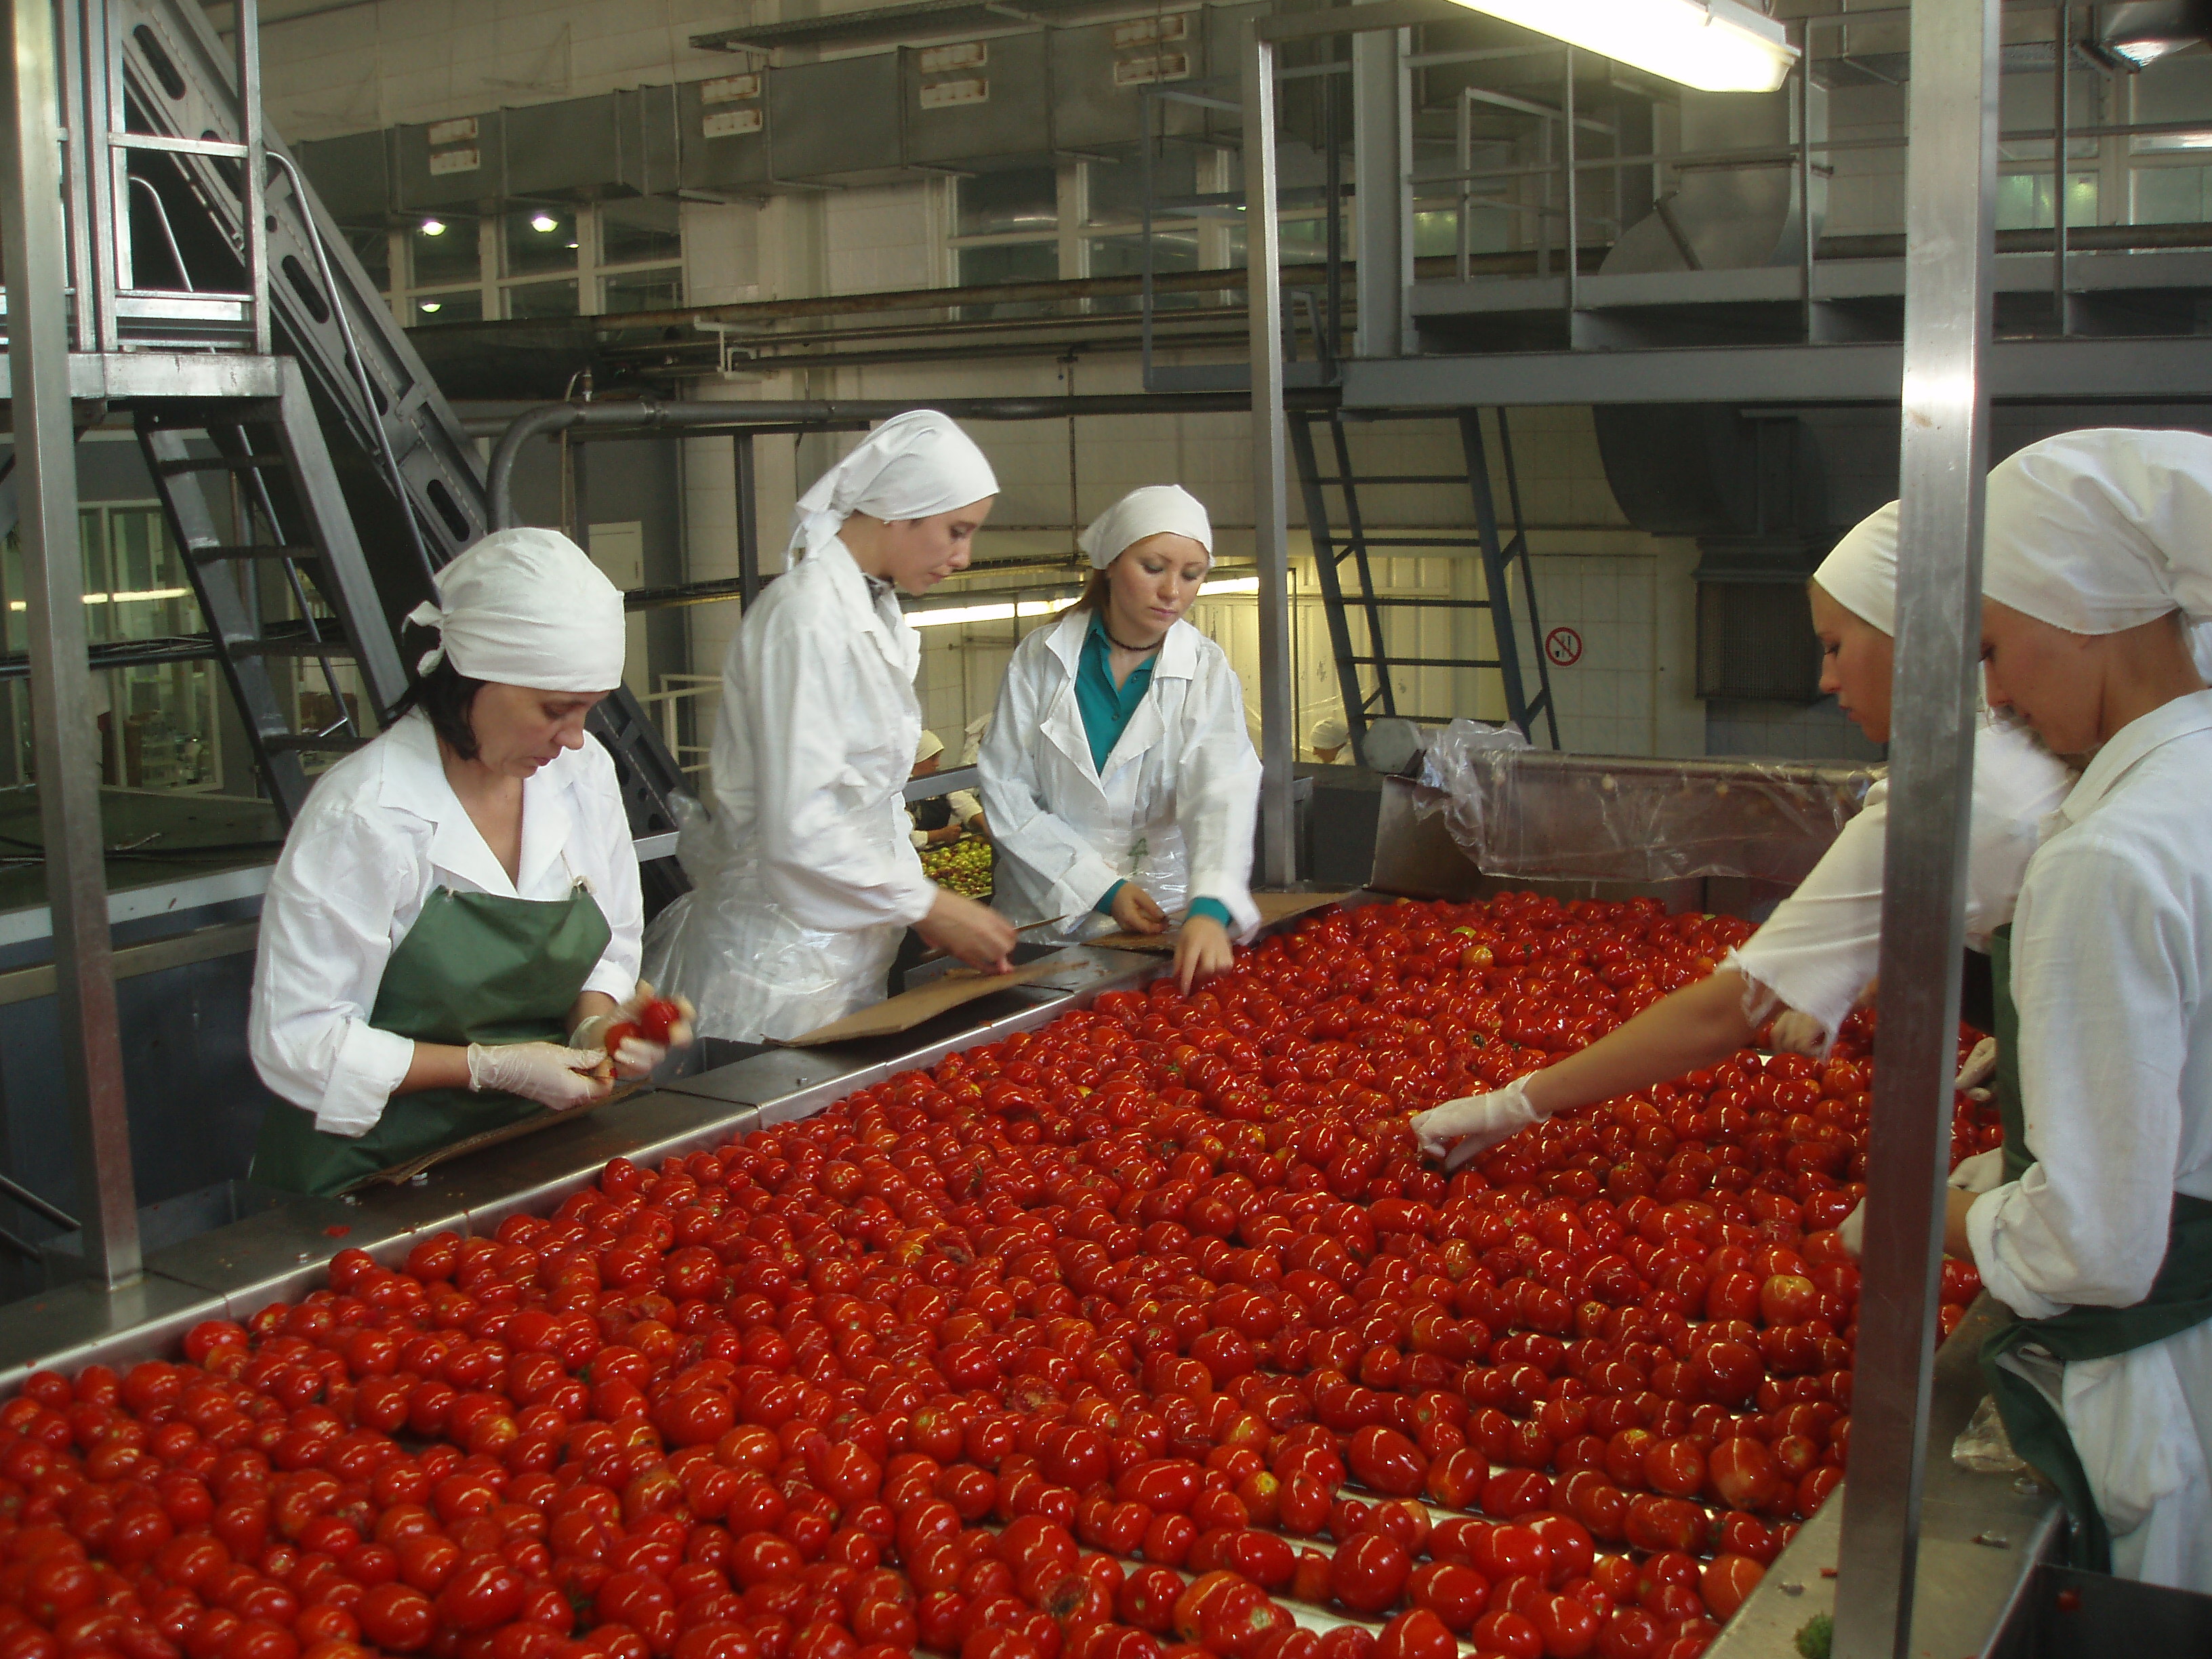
[1768,1009,1829,1058]
[1956,1036,1999,1095]
[571,982,695,1081]
[1411,1076,1542,1171]
[1838,1199,1864,1259]
[466,1042,611,1110]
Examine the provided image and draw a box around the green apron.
[1978,923,2212,1571]
[251,882,612,1197]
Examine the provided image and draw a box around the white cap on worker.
[1811,501,1898,636]
[405,527,625,692]
[915,729,945,764]
[790,410,999,562]
[1078,485,1214,571]
[1311,712,1350,750]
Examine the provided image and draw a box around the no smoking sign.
[1545,626,1583,668]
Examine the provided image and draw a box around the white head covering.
[1982,428,2212,634]
[1078,485,1214,570]
[1812,501,1899,636]
[789,410,999,561]
[1310,712,1350,751]
[914,729,945,764]
[405,528,625,691]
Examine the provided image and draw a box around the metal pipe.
[1829,0,2000,1652]
[1245,21,1295,890]
[733,434,761,609]
[486,393,1328,530]
[1562,47,1579,325]
[0,0,140,1288]
[2053,1,2070,331]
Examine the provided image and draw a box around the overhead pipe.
[485,392,1334,529]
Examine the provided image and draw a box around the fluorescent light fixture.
[8,588,191,612]
[1448,0,1798,94]
[531,213,560,233]
[417,300,443,314]
[909,594,1080,629]
[1199,576,1261,596]
[418,218,447,236]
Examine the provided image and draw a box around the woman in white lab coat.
[1956,428,2212,1593]
[980,485,1261,994]
[640,411,1017,1043]
[249,529,672,1195]
[1412,499,2074,1168]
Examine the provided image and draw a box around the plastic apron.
[250,882,611,1197]
[1979,924,2212,1571]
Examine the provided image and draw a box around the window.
[395,203,684,327]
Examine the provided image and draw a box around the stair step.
[190,544,319,562]
[234,634,355,659]
[158,455,285,475]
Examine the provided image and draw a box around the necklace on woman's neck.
[1103,615,1164,654]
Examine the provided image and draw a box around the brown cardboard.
[1089,890,1354,952]
[346,1080,647,1192]
[776,956,1066,1046]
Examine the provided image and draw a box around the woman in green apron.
[1952,429,2212,1592]
[248,529,678,1196]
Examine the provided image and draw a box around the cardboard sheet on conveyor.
[342,1080,649,1193]
[774,957,1067,1046]
[1089,890,1353,952]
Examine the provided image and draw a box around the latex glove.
[572,983,695,1080]
[1948,1147,2006,1194]
[466,1042,611,1111]
[1956,1036,1999,1094]
[1769,1009,1829,1058]
[1838,1199,1864,1259]
[1411,1077,1542,1171]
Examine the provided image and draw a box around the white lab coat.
[249,712,643,1136]
[640,539,938,1043]
[980,606,1261,944]
[1728,717,2073,1042]
[1966,690,2212,1593]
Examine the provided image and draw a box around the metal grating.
[1696,579,1823,703]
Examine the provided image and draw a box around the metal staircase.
[7,0,689,857]
[1288,407,1559,763]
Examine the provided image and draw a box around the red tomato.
[1698,1555,1765,1622]
[1374,1610,1456,1659]
[1328,1534,1412,1616]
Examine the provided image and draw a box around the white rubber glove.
[1838,1199,1864,1259]
[571,983,694,1081]
[1768,1009,1829,1058]
[466,1042,611,1110]
[1411,1077,1542,1171]
[1956,1036,1999,1094]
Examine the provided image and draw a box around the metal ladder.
[1288,408,1560,762]
[84,0,691,867]
[136,361,409,821]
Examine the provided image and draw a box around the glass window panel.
[1086,230,1212,312]
[1996,172,2099,230]
[955,241,1059,318]
[409,289,483,325]
[957,167,1059,238]
[2132,56,2212,145]
[602,198,682,266]
[506,278,579,319]
[603,267,683,314]
[504,207,579,277]
[2133,165,2205,224]
[409,218,478,286]
[1085,142,1202,228]
[347,228,391,291]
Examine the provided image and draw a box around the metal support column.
[1350,3,1410,359]
[0,0,141,1286]
[733,434,762,608]
[1244,19,1295,887]
[2053,1,2070,332]
[1830,0,2000,1653]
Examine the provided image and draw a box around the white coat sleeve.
[1726,786,1888,1039]
[1966,830,2194,1319]
[1175,651,1263,937]
[576,737,645,1001]
[248,808,421,1138]
[751,616,938,935]
[977,644,1126,920]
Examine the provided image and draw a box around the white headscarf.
[405,527,625,691]
[1812,501,1899,636]
[1983,428,2212,634]
[914,729,945,764]
[1078,485,1214,570]
[789,410,999,561]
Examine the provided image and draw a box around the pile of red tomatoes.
[0,895,1995,1659]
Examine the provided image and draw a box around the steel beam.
[1350,1,1411,359]
[1831,0,2001,1654]
[0,0,141,1287]
[1244,19,1296,888]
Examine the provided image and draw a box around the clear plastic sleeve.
[1417,719,1877,886]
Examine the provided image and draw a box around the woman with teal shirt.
[979,486,1262,992]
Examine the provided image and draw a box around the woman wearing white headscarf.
[980,485,1261,994]
[1412,499,2074,1167]
[642,411,1016,1042]
[249,529,664,1195]
[1949,428,2212,1593]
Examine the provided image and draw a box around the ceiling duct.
[1601,81,1825,276]
[2088,0,2212,70]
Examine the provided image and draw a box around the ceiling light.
[1199,576,1261,596]
[418,300,442,313]
[531,213,560,233]
[1446,0,1799,94]
[418,218,446,237]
